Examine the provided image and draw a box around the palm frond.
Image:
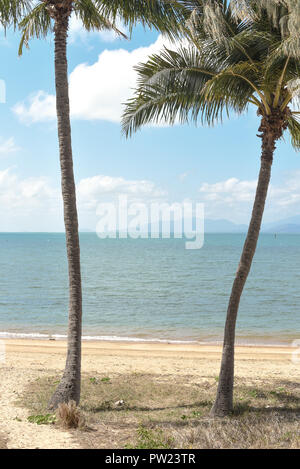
[93,0,195,40]
[287,114,300,150]
[74,0,127,38]
[0,0,31,29]
[186,0,243,46]
[18,2,51,56]
[122,80,231,137]
[287,78,300,109]
[204,61,262,111]
[135,45,218,89]
[122,43,257,136]
[252,0,300,57]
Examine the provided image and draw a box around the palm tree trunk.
[210,122,277,417]
[48,15,82,410]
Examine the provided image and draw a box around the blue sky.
[0,18,299,232]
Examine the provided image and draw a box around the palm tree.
[18,0,193,410]
[122,0,300,416]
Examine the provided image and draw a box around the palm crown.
[122,0,300,148]
[18,0,196,54]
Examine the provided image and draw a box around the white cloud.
[0,168,166,231]
[77,174,167,211]
[0,168,62,231]
[13,91,56,124]
[0,137,19,156]
[198,172,300,223]
[3,166,300,231]
[13,35,177,124]
[200,177,257,202]
[0,168,60,210]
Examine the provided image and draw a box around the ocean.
[0,232,299,345]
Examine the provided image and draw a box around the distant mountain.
[263,223,300,234]
[262,215,300,233]
[266,215,300,226]
[205,219,248,233]
[206,215,300,234]
[204,215,300,234]
[144,218,248,234]
[79,215,300,235]
[128,218,248,234]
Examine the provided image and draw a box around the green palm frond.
[225,29,274,63]
[18,0,129,55]
[122,41,264,137]
[73,0,127,38]
[18,3,51,56]
[122,82,229,137]
[135,45,217,89]
[93,0,195,40]
[204,62,263,110]
[0,0,31,29]
[287,114,300,149]
[122,44,258,136]
[18,0,195,52]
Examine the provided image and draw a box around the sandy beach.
[0,338,299,449]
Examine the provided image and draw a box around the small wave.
[81,335,198,344]
[0,331,295,347]
[0,330,197,344]
[0,331,50,339]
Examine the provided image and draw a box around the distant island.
[205,215,300,233]
[79,214,300,235]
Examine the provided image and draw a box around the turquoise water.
[0,233,299,345]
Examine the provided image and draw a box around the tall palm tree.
[18,0,193,410]
[122,0,300,416]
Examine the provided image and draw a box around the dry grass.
[19,373,300,449]
[56,401,85,429]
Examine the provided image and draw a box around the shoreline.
[0,330,298,348]
[2,337,297,354]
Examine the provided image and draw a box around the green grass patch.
[27,414,56,425]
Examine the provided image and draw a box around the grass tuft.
[56,401,85,429]
[126,425,174,449]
